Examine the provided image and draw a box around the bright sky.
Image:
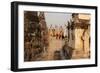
[44,12,72,28]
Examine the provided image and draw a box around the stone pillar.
[38,12,48,52]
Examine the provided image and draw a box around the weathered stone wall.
[24,11,48,61]
[67,13,90,59]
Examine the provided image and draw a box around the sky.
[44,12,72,28]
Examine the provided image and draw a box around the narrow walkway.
[43,37,65,60]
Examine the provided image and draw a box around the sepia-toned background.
[24,11,91,61]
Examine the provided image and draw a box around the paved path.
[43,37,65,60]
